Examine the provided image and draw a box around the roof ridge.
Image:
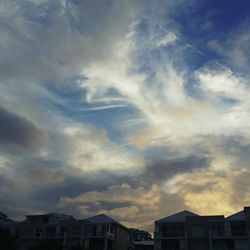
[86,213,121,224]
[155,210,199,223]
[226,210,244,219]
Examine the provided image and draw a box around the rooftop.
[155,210,199,223]
[226,210,245,221]
[86,214,122,225]
[26,213,73,219]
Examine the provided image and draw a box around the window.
[110,225,114,234]
[14,228,20,237]
[42,216,49,224]
[60,225,66,237]
[72,226,81,236]
[84,225,89,236]
[46,226,56,237]
[92,226,97,236]
[192,224,205,238]
[97,224,102,235]
[211,222,225,236]
[162,223,185,237]
[231,222,247,237]
[36,227,42,237]
[235,239,248,248]
[102,225,105,234]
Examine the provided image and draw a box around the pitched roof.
[155,210,199,223]
[226,210,245,221]
[86,214,122,225]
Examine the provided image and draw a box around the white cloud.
[196,66,249,100]
[59,125,143,173]
[156,32,177,47]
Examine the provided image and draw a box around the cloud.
[175,167,250,217]
[100,206,140,222]
[230,169,250,207]
[1,0,250,232]
[0,106,47,151]
[143,155,211,183]
[196,65,249,100]
[59,183,160,210]
[207,24,250,70]
[19,159,65,185]
[58,183,160,228]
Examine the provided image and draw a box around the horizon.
[1,0,250,233]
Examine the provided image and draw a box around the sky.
[0,0,250,232]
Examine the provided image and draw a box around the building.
[225,207,250,250]
[129,228,152,241]
[154,210,198,250]
[81,213,129,250]
[2,213,75,250]
[0,212,129,250]
[129,228,153,250]
[134,240,154,250]
[154,207,250,250]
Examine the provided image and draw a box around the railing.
[154,232,185,238]
[213,248,248,250]
[159,248,187,250]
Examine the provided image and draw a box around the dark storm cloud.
[143,155,212,183]
[0,106,47,151]
[29,170,133,204]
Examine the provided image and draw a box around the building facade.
[129,228,153,250]
[0,213,129,250]
[154,207,250,250]
[134,240,154,250]
[129,228,152,242]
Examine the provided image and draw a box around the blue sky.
[1,0,250,231]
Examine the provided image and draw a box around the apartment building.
[154,207,250,250]
[0,212,129,250]
[134,240,154,250]
[129,228,152,242]
[154,210,197,250]
[129,228,153,250]
[81,213,129,250]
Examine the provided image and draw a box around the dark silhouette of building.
[154,206,250,250]
[129,228,153,250]
[0,213,129,250]
[134,240,154,250]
